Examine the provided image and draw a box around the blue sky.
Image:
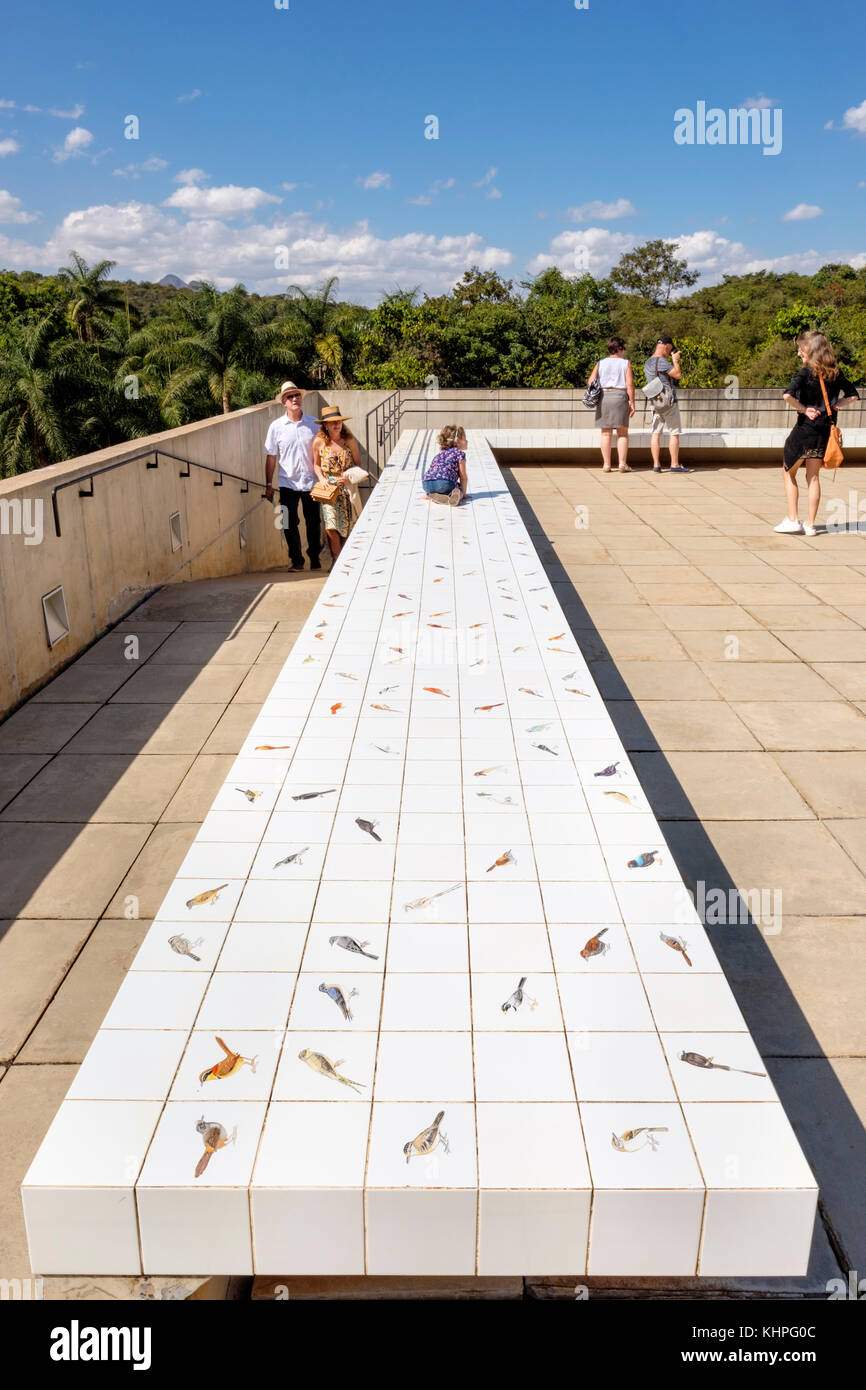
[1,0,865,302]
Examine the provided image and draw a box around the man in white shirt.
[264,381,322,569]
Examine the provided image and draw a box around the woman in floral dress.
[312,405,362,560]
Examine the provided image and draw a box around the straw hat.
[317,404,352,424]
[278,380,305,399]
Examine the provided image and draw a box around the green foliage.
[1,250,865,473]
[610,239,700,306]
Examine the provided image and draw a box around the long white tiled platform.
[23,429,817,1278]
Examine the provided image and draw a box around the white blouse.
[597,356,630,389]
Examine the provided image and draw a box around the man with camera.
[644,336,692,473]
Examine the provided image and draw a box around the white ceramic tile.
[374,1032,474,1101]
[684,1102,817,1189]
[568,1031,677,1102]
[477,1189,591,1275]
[385,922,469,973]
[170,1030,283,1100]
[234,879,319,923]
[365,1190,477,1275]
[468,922,553,973]
[154,878,244,923]
[588,1189,704,1276]
[67,1030,187,1100]
[474,1033,575,1102]
[391,880,467,922]
[101,971,208,1029]
[381,973,471,1030]
[214,922,306,973]
[699,1189,817,1277]
[314,879,392,924]
[366,1102,477,1188]
[642,974,748,1032]
[197,972,294,1030]
[661,1033,776,1102]
[471,972,562,1031]
[548,922,637,973]
[288,972,383,1031]
[558,974,654,1032]
[130,920,229,973]
[177,841,258,880]
[275,1032,378,1100]
[541,882,622,924]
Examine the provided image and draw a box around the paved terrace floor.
[1,457,865,1299]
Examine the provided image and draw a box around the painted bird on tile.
[235,787,262,803]
[319,982,358,1021]
[611,1126,669,1153]
[679,1050,765,1076]
[659,932,692,966]
[168,934,203,961]
[330,934,379,960]
[580,928,609,960]
[628,851,662,869]
[298,1049,366,1094]
[274,847,309,868]
[501,977,538,1013]
[403,1110,450,1164]
[194,1117,237,1178]
[355,817,381,841]
[594,762,621,778]
[199,1037,258,1085]
[185,884,228,910]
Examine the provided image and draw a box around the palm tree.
[0,314,94,474]
[284,276,362,386]
[142,282,285,417]
[57,252,125,344]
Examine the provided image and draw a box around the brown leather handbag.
[310,478,340,504]
[818,372,844,470]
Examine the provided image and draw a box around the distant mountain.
[158,274,188,289]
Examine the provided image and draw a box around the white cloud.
[281,182,297,192]
[568,198,636,221]
[177,89,201,103]
[174,168,208,185]
[408,177,454,206]
[0,98,84,119]
[528,225,866,287]
[841,99,866,135]
[0,189,38,223]
[358,171,391,190]
[112,155,168,179]
[0,138,20,157]
[474,167,498,188]
[486,186,502,200]
[0,200,512,302]
[526,227,634,277]
[782,203,823,221]
[163,183,281,218]
[53,126,94,162]
[743,95,775,109]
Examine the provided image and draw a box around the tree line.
[1,239,864,475]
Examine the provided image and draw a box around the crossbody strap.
[817,371,833,418]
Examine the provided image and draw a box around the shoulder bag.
[584,366,603,410]
[817,372,844,470]
[642,358,675,411]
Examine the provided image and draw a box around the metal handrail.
[51,446,266,538]
[363,390,402,478]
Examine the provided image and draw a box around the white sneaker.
[803,524,818,537]
[773,517,804,534]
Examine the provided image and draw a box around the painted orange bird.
[370,703,397,712]
[393,611,412,617]
[428,623,450,629]
[424,686,450,697]
[330,702,343,715]
[199,1037,258,1085]
[550,633,566,641]
[255,744,291,750]
[475,702,504,712]
[314,632,324,640]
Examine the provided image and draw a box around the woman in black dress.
[776,332,859,536]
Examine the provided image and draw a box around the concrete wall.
[0,397,313,715]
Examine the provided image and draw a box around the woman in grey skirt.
[587,337,636,471]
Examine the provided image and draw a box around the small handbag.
[583,369,603,410]
[310,478,340,504]
[817,372,844,470]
